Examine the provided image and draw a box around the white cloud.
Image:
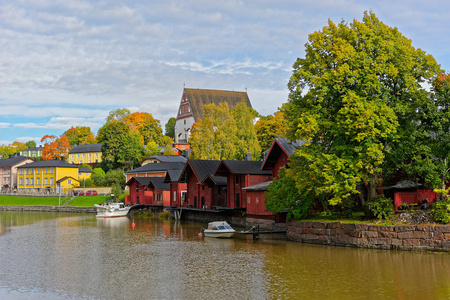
[0,123,10,128]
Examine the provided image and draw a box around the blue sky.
[1,0,449,146]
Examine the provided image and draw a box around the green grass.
[0,195,111,207]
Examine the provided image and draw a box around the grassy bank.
[0,195,110,207]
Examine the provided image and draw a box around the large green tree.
[282,11,440,214]
[189,100,261,160]
[97,120,144,170]
[165,117,176,139]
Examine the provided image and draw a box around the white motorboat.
[203,221,235,238]
[94,201,132,218]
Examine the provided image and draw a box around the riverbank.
[287,220,450,252]
[0,206,96,213]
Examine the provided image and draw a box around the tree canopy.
[280,11,440,215]
[165,117,176,139]
[189,100,261,160]
[41,134,71,161]
[64,126,97,145]
[255,111,288,151]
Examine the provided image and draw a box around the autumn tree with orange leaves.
[64,126,97,145]
[41,134,71,160]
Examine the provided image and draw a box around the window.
[45,167,48,174]
[50,178,53,185]
[30,178,33,185]
[26,178,29,185]
[82,154,84,158]
[256,197,259,204]
[88,153,91,157]
[26,168,29,175]
[50,167,53,174]
[68,180,72,185]
[30,168,33,174]
[95,153,98,157]
[235,175,239,185]
[71,154,74,159]
[20,178,23,185]
[45,178,48,184]
[88,160,91,163]
[77,154,80,158]
[37,178,40,185]
[79,161,82,164]
[248,197,250,203]
[20,168,23,175]
[36,168,40,174]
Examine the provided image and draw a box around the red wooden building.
[125,177,170,206]
[164,169,188,207]
[178,159,226,209]
[215,160,272,209]
[261,137,304,177]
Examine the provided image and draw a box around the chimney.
[245,153,251,161]
[184,149,191,159]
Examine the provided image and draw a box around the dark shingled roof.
[78,167,93,173]
[69,143,103,154]
[261,137,305,170]
[164,169,184,183]
[17,160,78,168]
[179,159,222,183]
[126,162,186,174]
[215,160,272,176]
[184,88,252,121]
[147,177,170,190]
[143,155,187,163]
[126,177,153,186]
[201,174,228,186]
[0,156,32,167]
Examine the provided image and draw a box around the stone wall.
[287,221,450,252]
[0,206,96,213]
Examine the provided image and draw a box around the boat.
[94,201,133,218]
[203,221,235,238]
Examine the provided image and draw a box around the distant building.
[140,155,187,166]
[16,160,79,195]
[174,88,252,142]
[0,156,34,191]
[20,146,44,159]
[68,143,103,165]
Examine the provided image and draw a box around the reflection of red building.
[178,160,226,209]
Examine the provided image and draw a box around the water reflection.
[0,212,449,299]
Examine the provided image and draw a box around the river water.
[0,212,449,300]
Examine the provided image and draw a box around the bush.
[366,194,394,220]
[433,200,450,224]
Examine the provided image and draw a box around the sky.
[1,0,450,146]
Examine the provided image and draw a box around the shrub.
[433,200,450,224]
[159,211,171,220]
[366,194,394,220]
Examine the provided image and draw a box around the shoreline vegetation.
[0,195,110,207]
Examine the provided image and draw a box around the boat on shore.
[203,221,235,238]
[94,201,133,218]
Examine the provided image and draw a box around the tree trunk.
[357,176,377,218]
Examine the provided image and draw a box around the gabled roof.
[147,177,170,190]
[142,155,187,163]
[261,137,305,170]
[69,143,103,154]
[126,162,186,174]
[0,156,32,167]
[17,160,78,168]
[164,169,184,183]
[184,88,252,121]
[215,160,272,176]
[201,174,228,186]
[179,159,222,183]
[22,146,43,152]
[56,176,79,184]
[126,176,153,186]
[78,167,93,173]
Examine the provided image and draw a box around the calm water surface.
[0,212,449,299]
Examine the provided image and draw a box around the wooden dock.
[240,225,286,240]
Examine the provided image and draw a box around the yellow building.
[68,143,103,165]
[78,166,93,181]
[17,160,80,195]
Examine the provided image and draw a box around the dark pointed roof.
[16,160,78,168]
[261,137,305,170]
[215,160,272,176]
[179,159,222,183]
[142,155,187,163]
[78,166,93,173]
[202,174,227,186]
[0,156,32,167]
[56,176,79,184]
[147,177,170,190]
[126,162,186,174]
[184,88,252,121]
[68,143,103,154]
